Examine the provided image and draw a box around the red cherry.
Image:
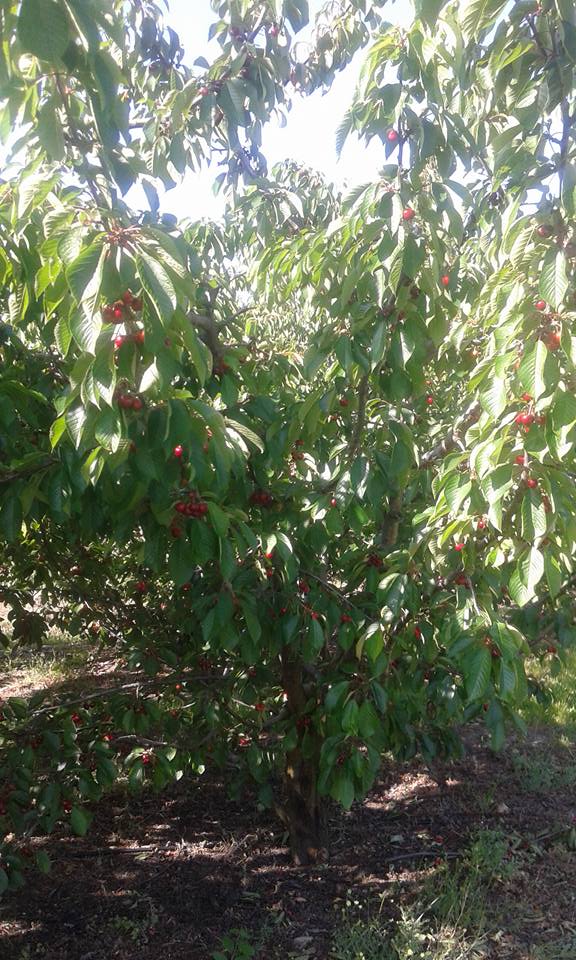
[546,331,561,350]
[414,627,422,639]
[477,518,486,529]
[141,753,152,765]
[62,800,72,813]
[514,454,527,465]
[71,713,81,725]
[255,702,265,712]
[298,579,310,594]
[537,225,553,239]
[546,644,557,655]
[136,580,147,593]
[520,392,532,402]
[199,85,210,96]
[402,207,416,221]
[101,305,115,323]
[526,478,538,488]
[170,525,182,538]
[135,330,145,345]
[339,397,349,407]
[482,702,489,712]
[132,397,143,411]
[113,304,124,319]
[387,129,399,143]
[266,569,274,578]
[454,543,464,552]
[425,395,434,405]
[330,497,338,507]
[173,445,184,458]
[102,733,113,742]
[114,336,124,349]
[535,299,547,311]
[121,291,133,306]
[341,614,353,624]
[175,501,187,514]
[440,275,450,288]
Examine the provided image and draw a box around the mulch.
[1,725,575,960]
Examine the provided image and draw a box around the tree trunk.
[279,646,327,865]
[282,746,327,865]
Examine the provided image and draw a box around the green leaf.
[544,551,563,598]
[66,243,103,304]
[0,497,23,542]
[509,547,545,606]
[70,805,90,837]
[136,252,177,325]
[18,0,70,60]
[464,645,492,700]
[480,376,507,419]
[342,699,359,735]
[207,502,229,537]
[539,248,569,309]
[518,340,549,401]
[36,851,51,874]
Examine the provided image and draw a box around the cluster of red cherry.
[249,489,274,507]
[171,491,209,537]
[101,290,143,322]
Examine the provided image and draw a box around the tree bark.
[279,647,327,864]
[282,746,327,865]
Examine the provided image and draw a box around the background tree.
[1,0,576,891]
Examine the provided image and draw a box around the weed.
[212,928,258,960]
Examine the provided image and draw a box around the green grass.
[327,828,531,960]
[522,648,576,731]
[0,630,93,692]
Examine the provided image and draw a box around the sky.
[138,0,412,219]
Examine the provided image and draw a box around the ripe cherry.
[339,397,349,407]
[414,626,422,639]
[537,225,553,239]
[136,580,147,593]
[132,397,143,411]
[170,524,182,538]
[112,303,124,319]
[402,207,416,221]
[114,336,124,349]
[135,330,145,345]
[141,753,152,765]
[477,518,486,529]
[341,614,353,624]
[117,394,132,409]
[121,291,133,306]
[514,454,527,465]
[255,702,265,712]
[520,392,532,402]
[546,331,561,350]
[440,274,450,288]
[175,501,187,514]
[173,445,183,458]
[526,478,538,488]
[546,644,557,655]
[62,800,72,814]
[515,412,534,425]
[535,299,547,311]
[454,543,464,552]
[330,497,338,507]
[71,713,81,725]
[199,85,210,96]
[387,129,399,143]
[426,395,434,405]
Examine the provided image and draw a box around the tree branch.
[419,401,480,468]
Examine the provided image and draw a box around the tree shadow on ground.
[1,725,576,960]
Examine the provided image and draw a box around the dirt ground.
[1,720,575,960]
